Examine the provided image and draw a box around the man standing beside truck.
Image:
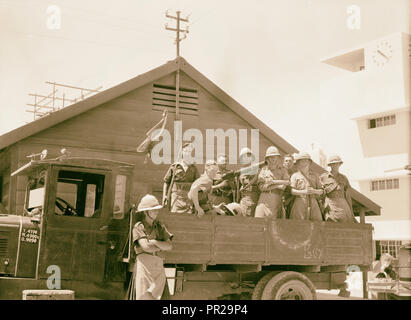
[163,143,200,214]
[128,194,172,300]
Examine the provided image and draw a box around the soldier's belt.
[172,182,192,191]
[261,189,283,195]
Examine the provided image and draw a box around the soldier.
[128,194,172,300]
[210,154,236,206]
[188,160,219,217]
[238,147,260,217]
[255,146,290,219]
[289,152,324,221]
[320,155,358,223]
[283,154,297,176]
[162,143,200,214]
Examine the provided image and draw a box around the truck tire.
[260,271,317,300]
[252,271,280,300]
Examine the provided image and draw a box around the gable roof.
[0,57,380,216]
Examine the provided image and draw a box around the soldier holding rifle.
[210,154,236,206]
[237,147,261,217]
[162,143,199,214]
[289,152,324,221]
[255,146,290,219]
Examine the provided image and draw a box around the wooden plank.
[153,93,199,104]
[152,86,198,98]
[152,106,198,116]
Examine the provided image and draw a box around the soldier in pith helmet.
[162,143,200,214]
[319,155,357,223]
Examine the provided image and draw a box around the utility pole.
[165,10,189,120]
[165,10,189,57]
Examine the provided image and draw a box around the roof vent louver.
[152,84,198,116]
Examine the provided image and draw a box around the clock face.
[372,40,393,67]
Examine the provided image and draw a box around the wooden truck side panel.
[160,213,373,267]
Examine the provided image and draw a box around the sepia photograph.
[0,0,410,307]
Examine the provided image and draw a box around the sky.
[0,0,410,189]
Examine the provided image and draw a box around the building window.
[379,240,403,259]
[368,114,396,129]
[370,178,399,191]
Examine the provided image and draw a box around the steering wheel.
[55,197,79,216]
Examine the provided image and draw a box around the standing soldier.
[283,154,296,176]
[238,147,260,217]
[128,194,172,300]
[162,143,200,214]
[320,155,358,223]
[211,154,236,206]
[289,152,324,221]
[255,146,290,218]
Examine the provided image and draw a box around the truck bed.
[159,213,373,267]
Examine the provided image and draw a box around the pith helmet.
[293,152,312,163]
[265,146,280,158]
[239,147,253,158]
[138,194,163,212]
[328,154,343,165]
[217,153,228,165]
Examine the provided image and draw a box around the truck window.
[113,174,127,219]
[54,170,105,218]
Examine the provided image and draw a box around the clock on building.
[372,40,393,66]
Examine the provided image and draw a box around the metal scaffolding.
[26,82,102,121]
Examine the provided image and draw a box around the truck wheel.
[260,271,317,300]
[252,272,280,300]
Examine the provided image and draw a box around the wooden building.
[0,57,380,218]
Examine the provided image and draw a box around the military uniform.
[283,166,297,218]
[129,220,166,300]
[211,167,236,206]
[163,162,199,214]
[320,172,356,223]
[255,165,289,218]
[188,173,215,215]
[289,170,323,221]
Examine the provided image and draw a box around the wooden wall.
[11,70,279,213]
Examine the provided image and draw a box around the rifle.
[221,161,267,181]
[299,171,324,220]
[165,166,177,211]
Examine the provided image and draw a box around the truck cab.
[0,154,134,299]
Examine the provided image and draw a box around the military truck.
[0,154,374,300]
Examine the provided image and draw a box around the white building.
[321,32,411,259]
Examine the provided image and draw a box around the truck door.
[38,166,112,282]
